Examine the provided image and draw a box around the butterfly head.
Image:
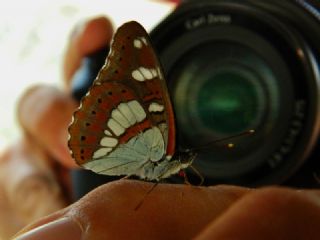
[178,149,197,169]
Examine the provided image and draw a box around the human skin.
[13,180,320,240]
[12,15,320,240]
[0,16,114,239]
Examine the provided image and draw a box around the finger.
[0,137,68,238]
[195,187,320,240]
[17,85,78,169]
[13,180,250,240]
[63,16,114,90]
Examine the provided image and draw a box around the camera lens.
[172,41,279,140]
[150,0,320,186]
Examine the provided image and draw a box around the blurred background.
[0,0,174,153]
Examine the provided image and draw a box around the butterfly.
[68,21,196,181]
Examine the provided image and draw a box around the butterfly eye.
[86,123,90,126]
[115,70,119,74]
[108,91,113,96]
[91,110,96,115]
[97,98,102,103]
[81,136,86,141]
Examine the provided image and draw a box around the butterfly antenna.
[192,129,255,151]
[134,182,159,211]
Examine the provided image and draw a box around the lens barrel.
[150,0,320,187]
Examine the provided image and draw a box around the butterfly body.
[68,21,195,181]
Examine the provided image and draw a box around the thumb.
[13,180,249,240]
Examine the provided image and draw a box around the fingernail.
[15,217,82,240]
[70,20,86,40]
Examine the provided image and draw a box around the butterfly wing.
[68,21,176,179]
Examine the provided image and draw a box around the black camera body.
[149,0,320,188]
[71,0,320,199]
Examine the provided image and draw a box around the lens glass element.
[197,65,262,135]
[172,42,277,145]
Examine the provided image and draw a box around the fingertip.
[75,16,114,56]
[16,85,78,169]
[63,16,114,85]
[14,217,82,240]
[195,187,320,240]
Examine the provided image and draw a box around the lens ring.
[173,42,273,139]
[165,24,296,178]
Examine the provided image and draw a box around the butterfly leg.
[189,165,204,186]
[134,181,159,211]
[313,172,320,184]
[120,175,131,180]
[179,170,191,185]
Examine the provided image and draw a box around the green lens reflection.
[171,41,280,144]
[198,69,261,134]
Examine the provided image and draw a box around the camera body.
[149,0,320,188]
[71,0,320,199]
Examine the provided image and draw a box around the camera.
[71,0,320,199]
[149,0,320,188]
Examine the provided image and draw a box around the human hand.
[17,16,114,170]
[13,180,320,240]
[8,11,320,240]
[0,16,114,240]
